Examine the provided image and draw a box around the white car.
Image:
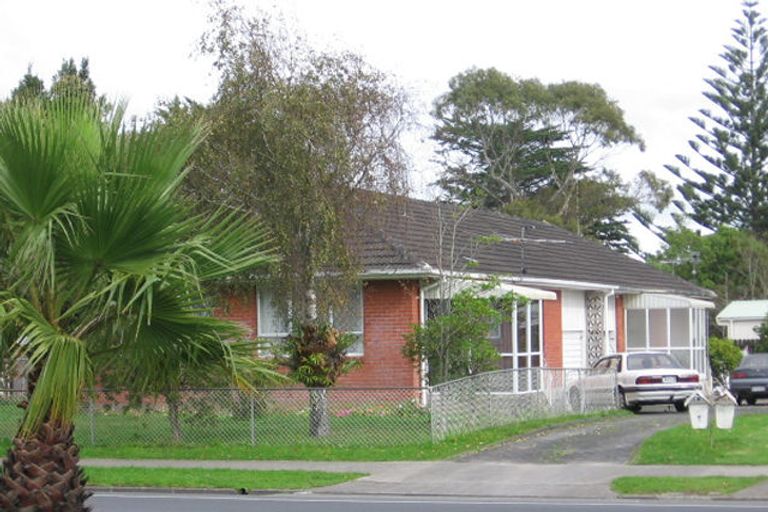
[572,352,702,413]
[609,352,702,412]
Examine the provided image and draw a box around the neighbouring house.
[715,300,768,346]
[223,196,716,388]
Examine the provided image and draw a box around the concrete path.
[82,458,768,500]
[82,407,768,501]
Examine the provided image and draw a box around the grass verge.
[78,411,626,461]
[84,467,364,490]
[634,413,768,465]
[611,476,768,496]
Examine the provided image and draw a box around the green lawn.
[2,411,624,461]
[81,411,623,461]
[84,466,364,490]
[1,400,431,448]
[612,476,768,496]
[634,414,768,465]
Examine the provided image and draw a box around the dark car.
[730,353,768,405]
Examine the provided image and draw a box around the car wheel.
[674,400,687,412]
[619,391,641,413]
[747,397,757,406]
[569,387,582,412]
[619,389,628,408]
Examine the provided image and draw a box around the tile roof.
[358,196,714,299]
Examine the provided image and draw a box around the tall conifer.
[668,1,768,235]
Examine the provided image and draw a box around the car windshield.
[626,353,682,371]
[741,354,768,368]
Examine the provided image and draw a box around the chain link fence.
[1,387,430,447]
[429,367,618,441]
[1,368,616,448]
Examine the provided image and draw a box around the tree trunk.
[166,393,183,444]
[0,421,91,511]
[309,388,330,438]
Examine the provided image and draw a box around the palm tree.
[0,95,275,511]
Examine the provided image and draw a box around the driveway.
[456,406,689,464]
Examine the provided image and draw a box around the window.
[257,289,290,340]
[257,286,364,356]
[627,353,682,371]
[491,300,543,391]
[330,286,364,356]
[626,310,646,349]
[648,309,667,348]
[624,306,708,373]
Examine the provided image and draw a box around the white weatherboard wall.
[729,320,761,341]
[562,290,586,368]
[605,294,616,354]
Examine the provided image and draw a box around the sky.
[0,0,748,252]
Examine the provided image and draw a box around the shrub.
[708,337,743,383]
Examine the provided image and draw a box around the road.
[90,492,768,512]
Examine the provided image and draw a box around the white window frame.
[329,285,365,357]
[499,301,543,363]
[623,306,708,373]
[257,290,291,339]
[256,286,365,356]
[497,300,543,393]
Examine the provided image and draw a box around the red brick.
[217,291,258,337]
[219,281,421,388]
[615,294,626,352]
[339,280,421,388]
[543,290,563,368]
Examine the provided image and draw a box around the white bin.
[688,403,710,430]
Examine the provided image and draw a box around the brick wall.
[615,294,625,352]
[542,291,563,368]
[218,291,258,337]
[338,280,421,388]
[219,281,421,388]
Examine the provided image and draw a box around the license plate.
[662,376,676,384]
[752,386,766,392]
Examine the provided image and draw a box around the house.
[224,196,716,388]
[715,300,768,344]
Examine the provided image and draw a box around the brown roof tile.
[358,196,714,298]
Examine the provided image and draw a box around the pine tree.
[667,1,768,236]
[10,66,46,101]
[50,58,97,101]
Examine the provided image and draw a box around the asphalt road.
[90,493,768,512]
[458,406,689,464]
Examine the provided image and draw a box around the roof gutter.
[360,266,713,300]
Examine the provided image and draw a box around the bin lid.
[713,388,737,405]
[684,391,712,407]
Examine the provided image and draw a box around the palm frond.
[0,94,275,443]
[91,284,281,392]
[187,207,277,281]
[0,99,99,292]
[1,297,92,434]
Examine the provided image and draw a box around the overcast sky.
[0,0,747,252]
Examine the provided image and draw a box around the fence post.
[250,395,256,446]
[88,395,96,445]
